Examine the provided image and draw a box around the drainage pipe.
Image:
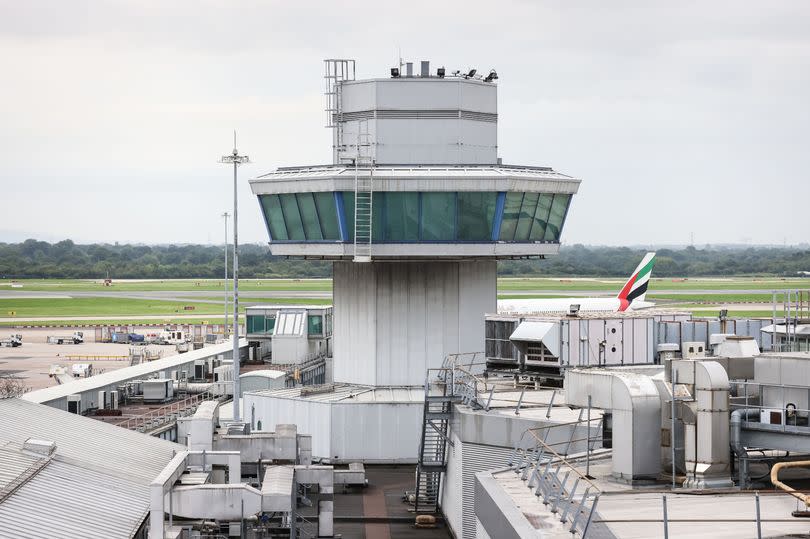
[730,409,760,487]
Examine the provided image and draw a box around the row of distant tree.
[1,239,809,279]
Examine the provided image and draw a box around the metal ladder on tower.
[414,368,460,513]
[353,121,374,262]
[323,59,355,163]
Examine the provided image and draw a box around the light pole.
[220,133,249,421]
[221,212,230,337]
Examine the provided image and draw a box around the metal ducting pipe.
[730,408,760,487]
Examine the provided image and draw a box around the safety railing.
[732,381,810,434]
[116,391,218,432]
[508,424,603,537]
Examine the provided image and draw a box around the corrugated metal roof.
[0,446,40,493]
[0,399,183,539]
[246,384,423,403]
[0,458,149,539]
[0,399,181,484]
[23,339,247,404]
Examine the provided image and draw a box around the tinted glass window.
[307,314,323,335]
[458,192,497,241]
[279,194,305,240]
[544,194,570,241]
[260,195,288,241]
[514,192,539,241]
[421,192,456,240]
[296,193,323,240]
[383,192,420,241]
[313,192,340,240]
[499,193,524,241]
[529,194,553,241]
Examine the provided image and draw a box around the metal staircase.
[414,354,485,514]
[414,387,457,513]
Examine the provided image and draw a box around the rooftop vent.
[23,438,56,457]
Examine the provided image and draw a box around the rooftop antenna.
[220,131,250,422]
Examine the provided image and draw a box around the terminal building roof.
[0,398,181,539]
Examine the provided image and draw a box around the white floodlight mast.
[220,132,249,421]
[221,212,230,337]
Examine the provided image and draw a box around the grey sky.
[1,1,808,246]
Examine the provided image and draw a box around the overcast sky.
[1,1,808,246]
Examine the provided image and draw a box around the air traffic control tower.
[250,60,580,388]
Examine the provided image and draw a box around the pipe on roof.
[771,460,810,507]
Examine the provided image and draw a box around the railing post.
[755,491,762,539]
[515,388,525,416]
[485,386,495,411]
[551,470,570,514]
[569,487,590,533]
[581,493,600,538]
[560,477,580,523]
[546,389,556,419]
[662,494,669,539]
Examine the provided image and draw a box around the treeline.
[1,239,809,279]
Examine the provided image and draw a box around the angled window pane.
[421,192,456,241]
[266,316,275,334]
[529,194,554,241]
[260,195,288,241]
[384,192,420,241]
[279,194,305,241]
[297,193,323,240]
[313,192,340,240]
[498,192,524,241]
[341,192,355,242]
[514,192,539,241]
[544,194,571,241]
[458,192,498,241]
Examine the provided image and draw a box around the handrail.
[116,391,217,431]
[771,460,810,507]
[517,432,602,494]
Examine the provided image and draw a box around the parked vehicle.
[71,363,92,377]
[158,328,189,345]
[1,334,22,347]
[47,332,84,345]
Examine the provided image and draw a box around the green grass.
[0,297,245,317]
[0,278,332,293]
[3,276,809,294]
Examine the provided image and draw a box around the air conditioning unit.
[97,390,107,410]
[110,391,119,410]
[682,341,706,359]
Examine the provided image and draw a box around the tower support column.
[332,260,497,386]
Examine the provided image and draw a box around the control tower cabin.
[250,59,580,387]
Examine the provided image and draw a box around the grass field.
[0,276,806,326]
[0,278,332,293]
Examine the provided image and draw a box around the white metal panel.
[334,261,495,386]
[246,394,332,460]
[330,402,422,462]
[339,80,376,112]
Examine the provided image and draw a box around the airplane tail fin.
[617,252,656,305]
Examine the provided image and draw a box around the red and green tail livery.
[617,252,656,311]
